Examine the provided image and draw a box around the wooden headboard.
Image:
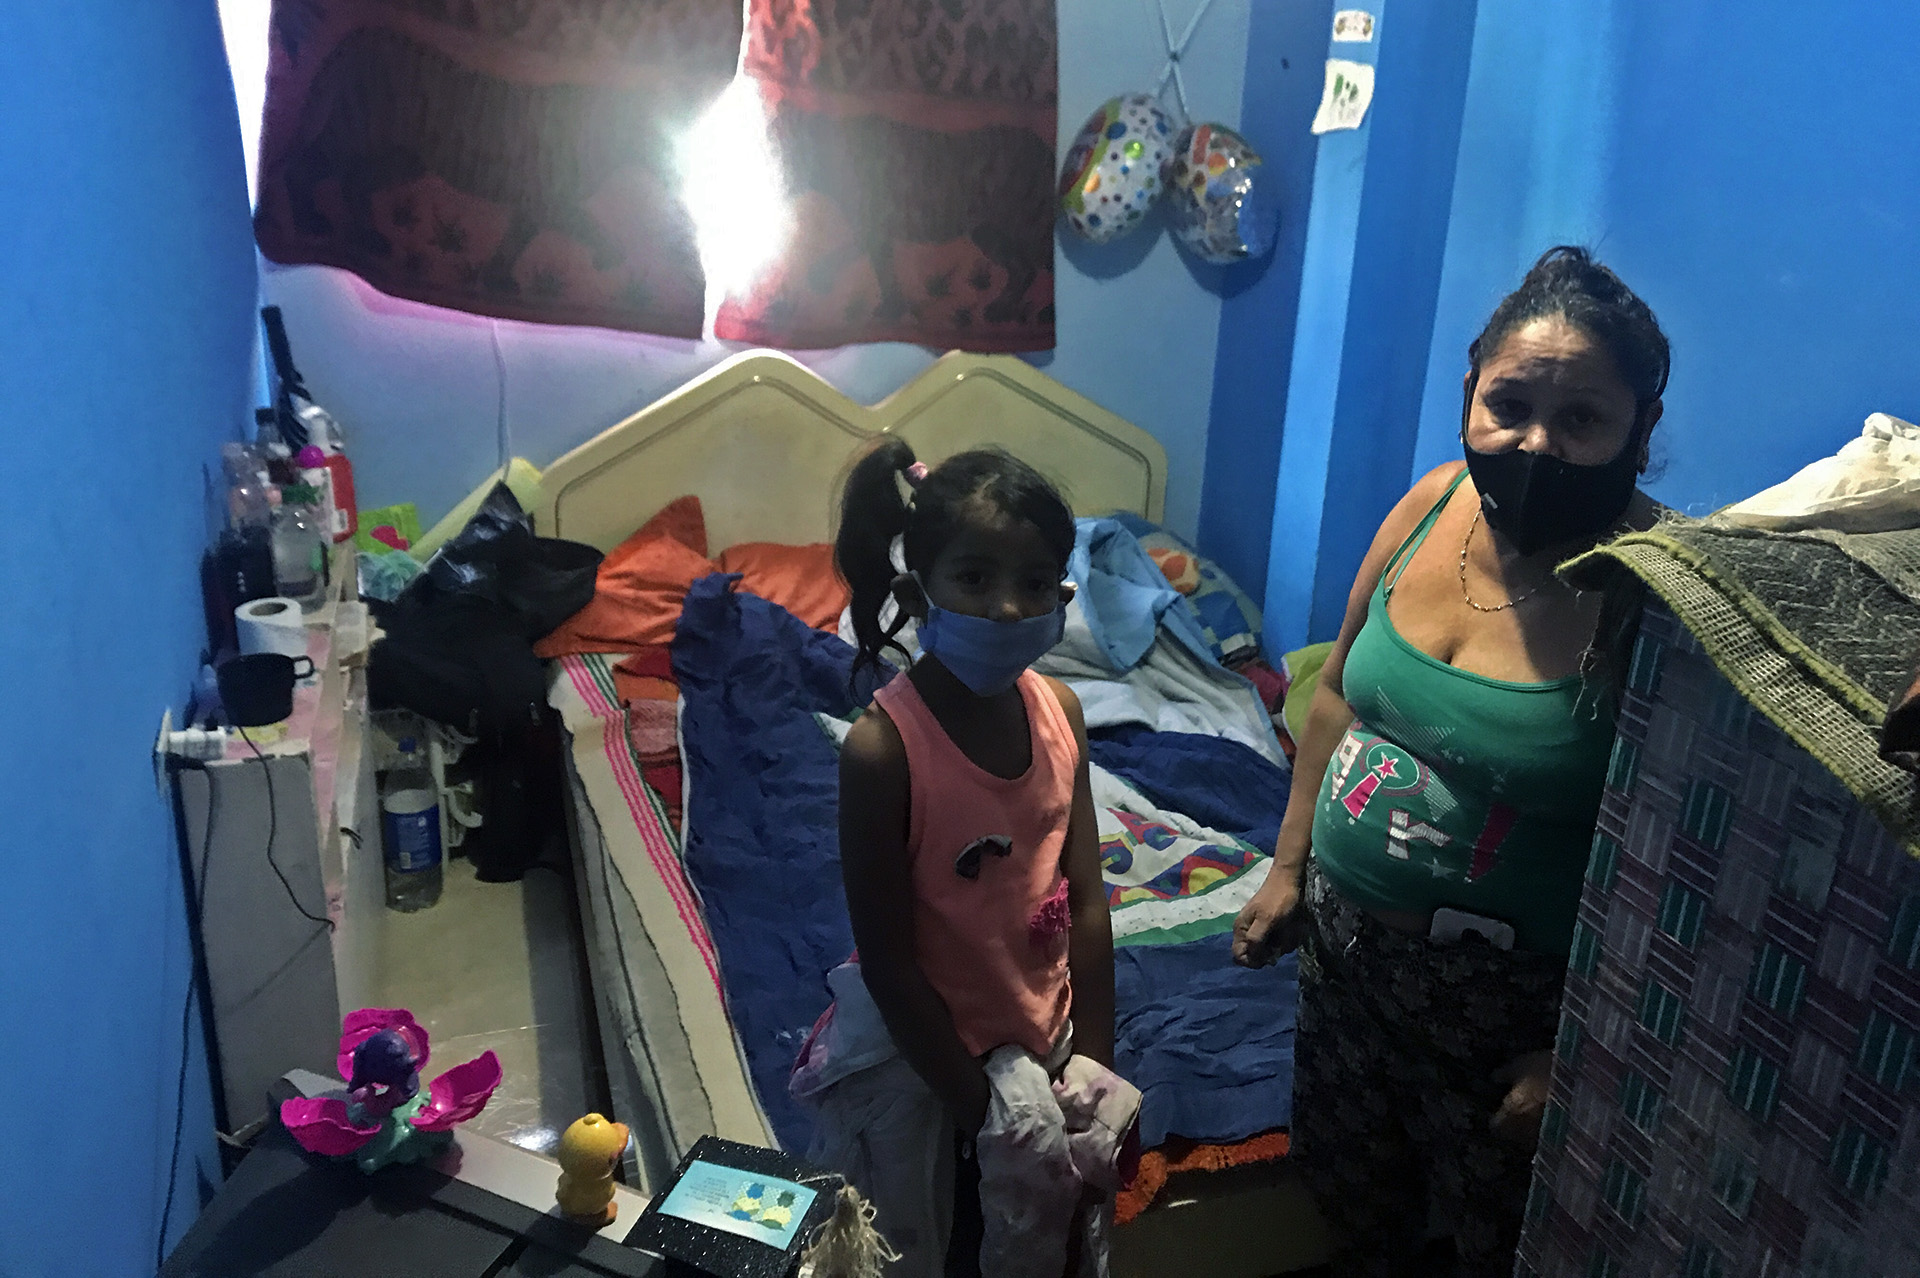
[532,350,1167,553]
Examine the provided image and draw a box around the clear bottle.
[257,412,297,489]
[382,737,443,912]
[270,485,328,611]
[223,442,272,531]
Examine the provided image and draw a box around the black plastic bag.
[399,483,601,638]
[367,485,601,881]
[369,483,600,737]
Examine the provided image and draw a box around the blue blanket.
[1067,517,1215,672]
[1117,940,1296,1147]
[1089,723,1291,854]
[673,575,887,1150]
[673,574,1295,1155]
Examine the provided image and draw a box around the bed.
[530,350,1332,1275]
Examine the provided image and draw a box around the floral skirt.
[1290,860,1567,1278]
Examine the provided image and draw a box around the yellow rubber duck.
[556,1113,631,1225]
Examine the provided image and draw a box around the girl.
[816,439,1118,1278]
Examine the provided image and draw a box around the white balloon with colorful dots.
[1058,94,1176,244]
[1165,123,1279,264]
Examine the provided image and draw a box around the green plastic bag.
[353,503,423,555]
[1281,642,1335,745]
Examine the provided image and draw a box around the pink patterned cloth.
[976,1045,1140,1278]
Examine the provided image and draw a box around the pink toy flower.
[278,1096,382,1156]
[338,1007,431,1079]
[414,1052,504,1131]
[281,1007,501,1160]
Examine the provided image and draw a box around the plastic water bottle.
[382,738,443,912]
[270,487,327,611]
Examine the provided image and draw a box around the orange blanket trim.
[1115,1130,1291,1226]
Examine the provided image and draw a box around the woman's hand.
[1232,873,1306,967]
[1489,1049,1555,1146]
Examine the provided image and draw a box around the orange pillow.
[715,542,849,630]
[535,497,716,657]
[1147,545,1201,595]
[642,493,708,558]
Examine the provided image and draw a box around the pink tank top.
[870,669,1077,1058]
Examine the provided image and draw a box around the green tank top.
[1309,472,1616,955]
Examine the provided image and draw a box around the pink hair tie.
[903,462,930,487]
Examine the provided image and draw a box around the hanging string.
[1154,0,1221,127]
[796,1177,898,1278]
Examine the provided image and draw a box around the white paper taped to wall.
[1312,59,1376,134]
[1332,10,1376,42]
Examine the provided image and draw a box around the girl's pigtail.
[835,437,919,682]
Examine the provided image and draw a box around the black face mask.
[1460,390,1645,558]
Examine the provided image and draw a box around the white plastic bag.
[1718,413,1920,532]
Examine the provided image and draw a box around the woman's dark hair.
[835,438,1075,679]
[1470,246,1671,413]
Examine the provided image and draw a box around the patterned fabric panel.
[1517,603,1920,1278]
[254,1,741,338]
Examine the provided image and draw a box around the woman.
[1233,247,1669,1277]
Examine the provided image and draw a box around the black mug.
[217,652,316,728]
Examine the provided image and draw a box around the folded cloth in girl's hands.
[979,1045,1129,1278]
[1052,1055,1143,1192]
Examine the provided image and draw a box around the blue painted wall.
[1196,0,1334,608]
[1260,0,1481,653]
[1413,0,1920,513]
[1266,0,1920,648]
[0,5,257,1274]
[1409,0,1618,483]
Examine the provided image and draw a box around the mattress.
[550,652,773,1188]
[1517,602,1920,1278]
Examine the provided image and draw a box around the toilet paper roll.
[237,597,310,661]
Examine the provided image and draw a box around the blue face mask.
[914,587,1067,697]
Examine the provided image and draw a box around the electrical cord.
[241,730,333,929]
[158,761,219,1273]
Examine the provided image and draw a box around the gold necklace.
[1458,508,1559,613]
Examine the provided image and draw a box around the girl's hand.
[1232,875,1305,967]
[1489,1049,1555,1146]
